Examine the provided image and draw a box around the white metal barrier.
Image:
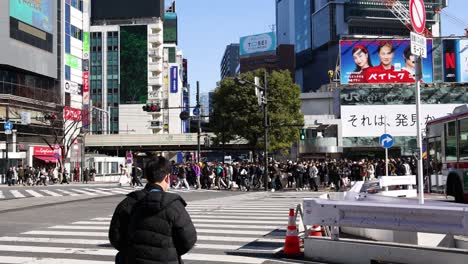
[378,175,417,197]
[303,197,468,237]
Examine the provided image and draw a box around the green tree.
[211,69,304,154]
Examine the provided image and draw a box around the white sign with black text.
[342,104,462,137]
[65,81,82,95]
[411,32,427,58]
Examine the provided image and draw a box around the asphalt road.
[0,188,324,264]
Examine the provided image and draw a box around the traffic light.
[142,104,161,112]
[300,129,306,140]
[44,114,57,122]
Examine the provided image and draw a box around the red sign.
[410,0,426,34]
[33,146,56,156]
[82,72,89,93]
[64,107,82,121]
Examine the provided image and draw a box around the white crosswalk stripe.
[0,191,4,199]
[0,191,314,263]
[10,190,25,198]
[40,190,63,197]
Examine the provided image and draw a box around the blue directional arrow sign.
[4,121,13,131]
[380,134,394,149]
[193,107,200,116]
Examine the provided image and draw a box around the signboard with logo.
[170,66,178,93]
[64,107,82,121]
[240,32,276,57]
[341,104,462,137]
[442,39,468,83]
[340,39,433,84]
[33,146,57,156]
[65,81,82,95]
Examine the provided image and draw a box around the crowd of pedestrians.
[166,157,421,192]
[5,165,97,186]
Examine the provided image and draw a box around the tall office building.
[89,0,187,135]
[276,0,446,92]
[220,44,240,80]
[0,0,89,171]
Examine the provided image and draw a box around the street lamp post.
[236,69,269,191]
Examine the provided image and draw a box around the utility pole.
[196,81,201,164]
[415,54,424,204]
[5,104,9,176]
[263,69,268,191]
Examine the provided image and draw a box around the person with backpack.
[109,156,197,264]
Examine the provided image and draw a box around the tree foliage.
[211,69,303,152]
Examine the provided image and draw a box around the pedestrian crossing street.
[0,186,215,200]
[0,192,316,264]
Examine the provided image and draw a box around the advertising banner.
[443,39,468,83]
[240,32,276,57]
[341,104,462,137]
[340,39,433,84]
[64,107,82,121]
[33,146,56,156]
[170,66,178,93]
[10,0,54,33]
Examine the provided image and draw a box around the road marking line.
[81,188,110,195]
[54,189,80,196]
[24,190,44,197]
[0,256,113,264]
[0,236,109,245]
[183,253,264,264]
[194,223,280,230]
[49,225,108,230]
[197,235,284,243]
[72,221,109,225]
[193,219,285,225]
[191,215,286,220]
[195,228,269,236]
[0,191,4,199]
[40,190,63,197]
[188,212,284,217]
[91,217,111,221]
[95,188,129,194]
[0,244,115,256]
[10,190,26,198]
[70,189,98,196]
[0,254,264,264]
[22,230,107,237]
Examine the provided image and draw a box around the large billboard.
[341,104,462,137]
[163,13,177,44]
[340,39,433,84]
[10,0,54,33]
[442,39,468,83]
[240,32,276,57]
[91,0,164,21]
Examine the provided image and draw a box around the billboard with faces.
[340,39,433,85]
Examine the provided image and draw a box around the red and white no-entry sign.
[410,0,426,34]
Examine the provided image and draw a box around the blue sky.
[173,0,467,99]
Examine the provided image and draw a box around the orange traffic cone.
[309,225,322,237]
[283,208,301,256]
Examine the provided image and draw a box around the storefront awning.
[34,156,58,163]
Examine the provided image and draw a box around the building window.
[459,118,468,160]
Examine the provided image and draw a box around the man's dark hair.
[403,45,412,60]
[378,41,395,53]
[145,157,171,183]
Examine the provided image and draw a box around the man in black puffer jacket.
[109,156,197,264]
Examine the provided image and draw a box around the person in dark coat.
[109,156,197,264]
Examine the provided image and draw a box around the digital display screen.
[10,0,54,33]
